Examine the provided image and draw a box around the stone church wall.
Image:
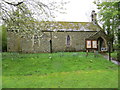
[7,31,97,53]
[7,32,21,52]
[51,31,97,52]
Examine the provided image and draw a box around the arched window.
[67,35,70,46]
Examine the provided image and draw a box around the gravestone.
[94,50,98,57]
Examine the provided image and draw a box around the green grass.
[2,52,119,88]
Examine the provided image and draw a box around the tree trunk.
[117,28,120,61]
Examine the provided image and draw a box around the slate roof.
[85,30,109,40]
[39,21,102,31]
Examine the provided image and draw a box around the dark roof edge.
[96,23,103,30]
[42,30,97,32]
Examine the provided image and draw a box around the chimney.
[91,10,97,24]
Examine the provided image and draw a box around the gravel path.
[101,53,120,65]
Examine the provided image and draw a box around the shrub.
[0,25,7,52]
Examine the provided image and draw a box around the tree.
[1,0,68,33]
[6,3,37,34]
[1,0,67,23]
[0,25,7,52]
[94,0,120,61]
[1,0,68,52]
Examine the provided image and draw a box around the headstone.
[72,53,78,56]
[86,50,88,57]
[94,50,98,57]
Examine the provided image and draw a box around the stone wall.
[7,32,21,52]
[7,31,97,53]
[51,31,96,52]
[21,32,51,53]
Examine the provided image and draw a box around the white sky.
[55,0,98,22]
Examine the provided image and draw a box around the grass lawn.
[2,52,119,88]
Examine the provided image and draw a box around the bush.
[117,52,120,61]
[0,25,7,52]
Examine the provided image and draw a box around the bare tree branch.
[3,0,24,6]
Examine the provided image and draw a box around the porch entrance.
[97,37,106,51]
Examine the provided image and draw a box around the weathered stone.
[7,22,109,53]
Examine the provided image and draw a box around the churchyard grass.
[2,52,118,88]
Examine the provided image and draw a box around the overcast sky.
[1,0,98,24]
[55,0,98,22]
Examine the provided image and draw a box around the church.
[7,11,109,53]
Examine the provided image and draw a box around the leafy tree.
[94,0,120,61]
[6,3,36,35]
[1,0,68,34]
[1,0,67,23]
[1,0,68,52]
